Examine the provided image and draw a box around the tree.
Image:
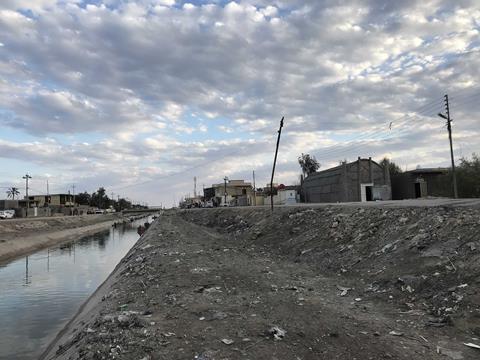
[379,157,403,176]
[298,153,320,177]
[6,187,20,200]
[91,187,109,209]
[457,153,480,198]
[75,191,91,206]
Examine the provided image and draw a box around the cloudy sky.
[0,0,479,206]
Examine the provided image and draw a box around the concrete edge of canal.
[0,220,117,265]
[39,216,159,360]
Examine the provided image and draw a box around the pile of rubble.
[182,206,480,336]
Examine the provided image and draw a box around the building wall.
[212,181,254,206]
[30,194,74,207]
[304,158,391,203]
[273,189,297,205]
[391,171,451,199]
[0,200,20,210]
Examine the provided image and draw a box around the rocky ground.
[42,205,480,360]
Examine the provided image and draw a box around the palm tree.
[6,187,20,200]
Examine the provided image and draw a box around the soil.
[0,213,148,264]
[42,205,480,360]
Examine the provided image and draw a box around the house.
[28,194,75,207]
[303,157,391,203]
[211,179,254,206]
[0,199,49,217]
[391,168,451,199]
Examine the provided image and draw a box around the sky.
[0,0,479,206]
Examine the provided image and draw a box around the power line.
[110,149,244,191]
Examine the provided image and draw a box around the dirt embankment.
[0,214,123,263]
[42,206,480,360]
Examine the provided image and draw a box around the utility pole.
[223,176,229,206]
[46,179,50,208]
[252,170,256,206]
[194,176,197,198]
[23,174,32,217]
[72,184,76,215]
[438,94,458,199]
[270,117,284,211]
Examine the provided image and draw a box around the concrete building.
[28,194,75,207]
[303,157,391,203]
[273,185,299,205]
[211,179,254,206]
[391,168,451,199]
[0,199,51,217]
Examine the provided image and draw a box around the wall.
[391,171,452,199]
[303,158,391,203]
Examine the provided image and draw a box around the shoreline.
[0,219,117,265]
[0,212,155,265]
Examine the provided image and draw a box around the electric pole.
[223,176,228,206]
[47,179,50,208]
[23,174,32,217]
[252,170,256,206]
[438,94,458,199]
[270,117,284,211]
[194,176,197,198]
[72,184,76,215]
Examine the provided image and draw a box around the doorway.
[414,183,421,198]
[360,183,374,202]
[365,186,373,201]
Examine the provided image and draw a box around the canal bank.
[0,212,156,264]
[0,215,154,360]
[41,206,479,360]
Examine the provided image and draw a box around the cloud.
[0,0,479,205]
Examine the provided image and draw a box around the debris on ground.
[42,206,480,360]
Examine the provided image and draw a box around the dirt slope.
[42,206,480,360]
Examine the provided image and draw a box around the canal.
[0,216,153,360]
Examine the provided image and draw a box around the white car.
[0,210,15,219]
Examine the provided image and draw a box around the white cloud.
[0,0,479,205]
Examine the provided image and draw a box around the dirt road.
[42,205,480,359]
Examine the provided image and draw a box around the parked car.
[94,209,104,214]
[0,210,15,219]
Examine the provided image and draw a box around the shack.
[303,157,391,203]
[391,168,450,199]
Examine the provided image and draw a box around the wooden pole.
[270,117,284,211]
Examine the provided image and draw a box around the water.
[0,216,153,360]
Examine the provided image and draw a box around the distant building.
[273,185,299,205]
[303,157,391,203]
[391,168,451,199]
[211,179,254,206]
[180,196,203,208]
[28,194,75,207]
[0,199,37,210]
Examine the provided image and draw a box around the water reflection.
[0,216,152,360]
